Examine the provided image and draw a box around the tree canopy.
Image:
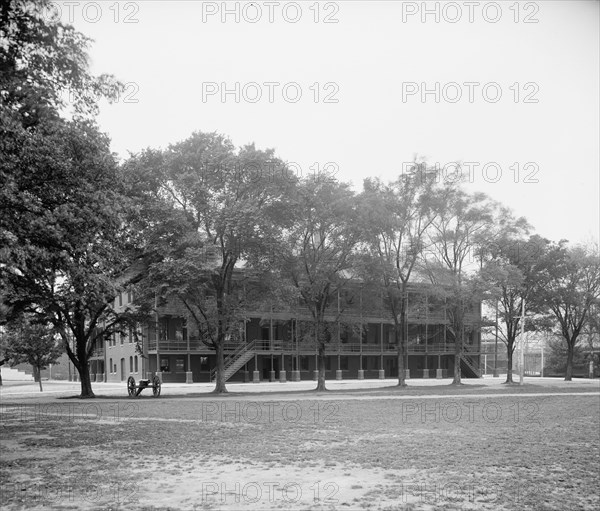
[1,0,137,397]
[274,175,361,391]
[129,132,296,393]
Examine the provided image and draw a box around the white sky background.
[55,0,599,245]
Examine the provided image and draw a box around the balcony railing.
[147,338,479,354]
[267,306,479,324]
[147,339,243,352]
[147,339,203,351]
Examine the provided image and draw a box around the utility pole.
[493,300,499,377]
[519,298,525,386]
[540,338,544,377]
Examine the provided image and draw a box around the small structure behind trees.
[2,317,64,392]
[533,242,600,381]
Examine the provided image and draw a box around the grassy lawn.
[1,385,599,510]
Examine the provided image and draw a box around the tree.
[543,333,599,378]
[424,186,498,384]
[3,316,63,391]
[480,229,542,384]
[359,169,437,386]
[0,351,9,386]
[130,132,295,393]
[1,119,147,397]
[275,175,361,391]
[534,242,600,380]
[1,0,121,130]
[0,304,10,386]
[1,1,137,398]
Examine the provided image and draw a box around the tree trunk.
[0,358,6,386]
[397,293,407,387]
[36,365,43,392]
[451,298,464,385]
[71,331,95,398]
[32,365,40,382]
[452,351,461,384]
[396,323,406,387]
[316,341,327,391]
[77,363,95,398]
[315,321,327,391]
[565,342,574,381]
[505,341,514,384]
[213,341,228,393]
[452,324,462,385]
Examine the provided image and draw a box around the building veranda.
[87,282,482,385]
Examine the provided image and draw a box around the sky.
[54,0,599,245]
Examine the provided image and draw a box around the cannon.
[127,375,161,398]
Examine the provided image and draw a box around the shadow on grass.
[50,380,592,402]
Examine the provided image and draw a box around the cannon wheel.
[127,376,136,397]
[152,375,161,398]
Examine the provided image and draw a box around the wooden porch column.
[280,323,285,382]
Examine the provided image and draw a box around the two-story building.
[135,283,482,384]
[86,280,482,384]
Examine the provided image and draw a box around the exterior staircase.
[210,340,256,382]
[460,353,481,378]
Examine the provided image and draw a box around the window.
[160,357,170,372]
[119,293,122,307]
[120,333,124,345]
[109,358,113,373]
[134,356,138,373]
[128,326,133,343]
[199,357,209,370]
[129,356,133,373]
[325,357,331,370]
[127,290,132,303]
[388,329,395,348]
[114,363,117,373]
[175,358,185,372]
[160,319,169,341]
[340,356,349,371]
